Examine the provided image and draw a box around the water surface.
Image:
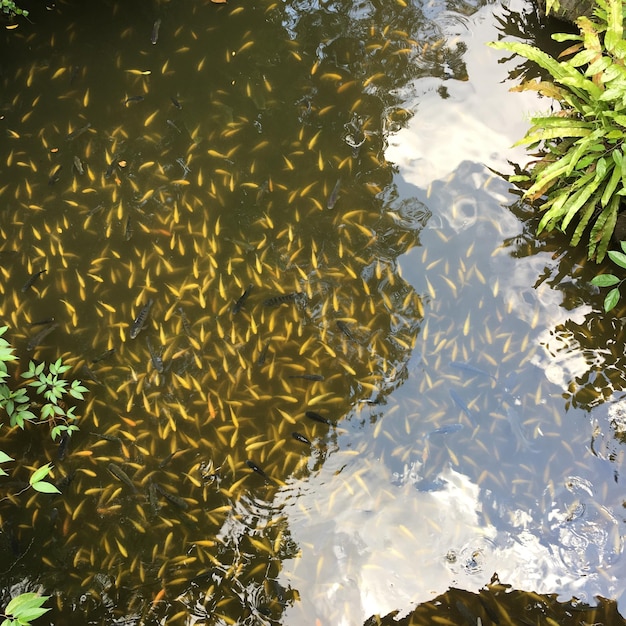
[0,0,624,624]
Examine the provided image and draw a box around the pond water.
[0,0,624,624]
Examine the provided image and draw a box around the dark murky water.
[0,0,624,624]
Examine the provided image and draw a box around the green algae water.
[0,0,624,624]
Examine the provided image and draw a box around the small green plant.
[490,0,626,262]
[1,0,29,18]
[0,327,88,441]
[1,593,50,626]
[590,240,626,310]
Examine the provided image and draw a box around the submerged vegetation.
[490,0,626,265]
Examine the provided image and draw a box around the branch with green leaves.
[1,593,50,626]
[1,0,29,18]
[0,325,88,491]
[591,241,626,310]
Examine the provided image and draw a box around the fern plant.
[490,0,626,261]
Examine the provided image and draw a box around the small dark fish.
[288,374,325,381]
[107,463,137,492]
[65,122,91,141]
[336,320,354,340]
[292,432,311,446]
[232,283,253,314]
[55,469,76,492]
[154,482,188,510]
[449,390,477,426]
[455,600,479,626]
[178,307,193,337]
[263,292,303,307]
[104,158,118,178]
[246,459,268,478]
[327,177,341,210]
[305,410,332,426]
[148,482,160,516]
[27,322,59,351]
[48,164,62,185]
[425,423,463,439]
[158,450,181,469]
[146,337,164,373]
[69,65,80,85]
[21,269,47,292]
[124,216,133,241]
[90,432,122,443]
[130,299,153,339]
[170,96,182,110]
[166,119,182,134]
[91,347,116,363]
[80,365,101,384]
[257,340,271,366]
[29,317,55,327]
[124,95,144,106]
[87,203,104,216]
[73,156,84,175]
[505,406,537,453]
[449,360,496,381]
[58,432,70,460]
[150,18,161,44]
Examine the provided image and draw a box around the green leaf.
[40,405,55,420]
[585,56,612,77]
[604,287,620,311]
[620,240,626,254]
[604,0,623,53]
[31,481,61,494]
[603,111,626,128]
[516,126,591,145]
[16,410,36,422]
[591,273,620,286]
[0,451,13,463]
[608,249,626,268]
[552,33,582,43]
[601,160,623,206]
[591,195,620,261]
[29,463,52,485]
[15,606,49,622]
[561,195,596,241]
[5,594,48,616]
[561,173,605,230]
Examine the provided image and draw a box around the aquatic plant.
[489,0,626,262]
